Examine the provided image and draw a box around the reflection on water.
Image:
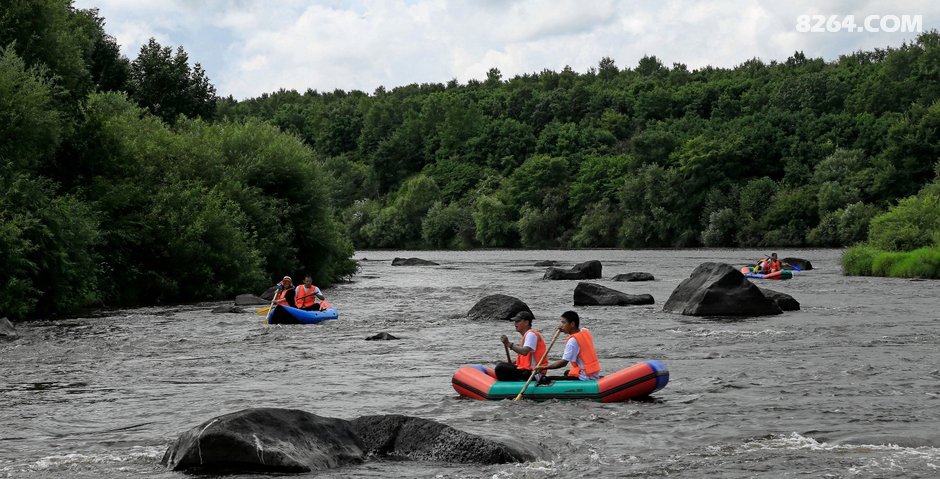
[1,249,938,478]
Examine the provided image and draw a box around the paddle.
[263,285,282,324]
[514,329,562,401]
[255,306,271,315]
[504,343,512,363]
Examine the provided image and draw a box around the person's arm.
[314,287,325,300]
[501,334,533,355]
[540,336,577,371]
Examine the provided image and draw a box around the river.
[1,249,938,478]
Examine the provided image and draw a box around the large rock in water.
[467,294,532,321]
[759,288,800,311]
[612,272,655,282]
[162,408,537,474]
[260,285,278,301]
[235,294,268,306]
[663,263,782,316]
[0,317,17,340]
[392,257,439,266]
[573,283,655,306]
[350,415,539,463]
[782,257,813,271]
[543,260,602,280]
[161,408,366,473]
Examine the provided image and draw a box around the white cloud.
[72,0,939,99]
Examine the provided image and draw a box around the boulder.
[392,257,439,266]
[612,272,655,282]
[161,408,366,474]
[366,332,399,341]
[235,294,268,306]
[467,294,532,322]
[162,408,537,474]
[543,260,602,280]
[759,288,800,311]
[533,260,556,267]
[573,283,655,306]
[350,415,538,464]
[211,305,245,314]
[663,262,782,316]
[0,317,17,340]
[782,257,813,271]
[260,285,278,301]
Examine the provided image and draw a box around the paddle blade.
[255,306,271,315]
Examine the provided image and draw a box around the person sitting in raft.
[495,311,547,381]
[539,311,601,381]
[752,253,784,273]
[294,274,326,311]
[273,276,296,308]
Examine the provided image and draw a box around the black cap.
[510,311,534,322]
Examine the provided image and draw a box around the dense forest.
[3,1,940,320]
[218,31,940,253]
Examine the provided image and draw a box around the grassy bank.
[842,245,940,279]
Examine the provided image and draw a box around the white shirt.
[562,335,599,380]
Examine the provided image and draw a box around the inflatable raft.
[452,360,668,402]
[268,304,339,324]
[740,266,793,280]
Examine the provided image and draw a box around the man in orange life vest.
[495,311,548,381]
[540,311,601,380]
[294,274,326,311]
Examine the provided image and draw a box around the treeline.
[219,33,940,251]
[0,1,355,320]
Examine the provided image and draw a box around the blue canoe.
[268,305,339,324]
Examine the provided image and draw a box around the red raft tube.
[452,360,668,402]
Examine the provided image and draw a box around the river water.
[1,249,938,478]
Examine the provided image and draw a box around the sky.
[72,0,939,100]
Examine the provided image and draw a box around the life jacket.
[294,284,318,309]
[515,329,547,371]
[274,281,292,305]
[566,328,601,378]
[768,259,781,271]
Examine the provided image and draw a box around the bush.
[422,201,475,249]
[867,194,940,251]
[701,208,738,246]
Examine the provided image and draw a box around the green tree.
[129,38,216,123]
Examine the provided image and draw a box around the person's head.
[304,274,313,286]
[281,275,293,286]
[771,252,778,260]
[559,311,580,333]
[510,311,534,333]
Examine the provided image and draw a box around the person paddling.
[540,311,601,381]
[294,274,326,311]
[496,311,547,381]
[273,276,296,308]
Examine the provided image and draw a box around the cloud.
[73,0,938,99]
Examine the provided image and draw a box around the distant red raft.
[452,360,668,402]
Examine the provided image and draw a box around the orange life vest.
[566,328,601,378]
[768,259,781,271]
[274,281,291,306]
[515,329,547,371]
[294,284,318,309]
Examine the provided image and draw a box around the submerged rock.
[366,332,399,341]
[663,262,782,316]
[543,260,602,280]
[211,305,245,314]
[782,257,813,271]
[759,288,800,311]
[392,257,439,266]
[351,415,538,463]
[573,283,655,306]
[612,272,655,282]
[533,260,557,267]
[235,294,268,306]
[0,317,17,340]
[467,294,532,322]
[162,408,538,474]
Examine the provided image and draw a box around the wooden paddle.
[255,306,271,315]
[263,285,281,324]
[514,328,562,401]
[504,343,512,363]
